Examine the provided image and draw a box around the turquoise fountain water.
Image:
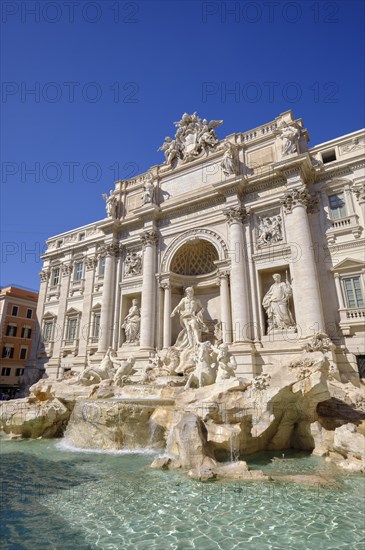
[1,439,364,550]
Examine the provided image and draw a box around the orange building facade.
[0,286,38,396]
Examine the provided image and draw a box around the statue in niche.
[262,273,296,333]
[221,142,238,177]
[257,215,283,246]
[124,251,142,277]
[279,121,299,156]
[170,286,208,349]
[102,190,117,218]
[142,173,155,205]
[122,299,141,344]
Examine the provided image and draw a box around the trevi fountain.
[1,112,364,549]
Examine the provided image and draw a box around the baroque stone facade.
[28,111,365,381]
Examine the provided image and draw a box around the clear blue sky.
[1,0,364,290]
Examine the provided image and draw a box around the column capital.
[85,256,97,270]
[281,187,317,214]
[141,229,158,248]
[61,262,73,276]
[353,182,365,204]
[223,205,247,225]
[217,270,230,285]
[160,280,171,290]
[39,269,50,282]
[99,243,120,257]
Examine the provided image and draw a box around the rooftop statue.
[278,120,300,156]
[102,190,118,218]
[158,112,223,168]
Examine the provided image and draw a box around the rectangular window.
[1,367,11,376]
[74,261,83,281]
[6,325,17,337]
[52,267,60,286]
[66,318,78,341]
[26,308,33,319]
[2,347,14,359]
[93,314,101,338]
[99,256,106,276]
[16,368,25,377]
[328,193,347,220]
[343,277,364,308]
[57,240,63,248]
[11,306,18,316]
[322,149,337,164]
[21,327,32,339]
[43,321,54,342]
[356,355,365,379]
[79,233,85,241]
[19,348,27,360]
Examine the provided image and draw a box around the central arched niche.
[170,239,219,276]
[169,239,220,345]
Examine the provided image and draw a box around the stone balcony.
[326,213,362,244]
[339,307,365,336]
[62,338,79,356]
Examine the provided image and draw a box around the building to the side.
[28,110,365,381]
[0,286,39,396]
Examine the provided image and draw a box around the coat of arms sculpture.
[158,112,223,168]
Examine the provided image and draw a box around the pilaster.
[140,229,158,349]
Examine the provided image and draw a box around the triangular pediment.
[91,302,101,311]
[331,257,365,272]
[66,307,80,315]
[43,311,57,319]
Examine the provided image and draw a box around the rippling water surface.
[1,439,364,550]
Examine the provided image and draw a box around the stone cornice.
[272,152,314,183]
[313,158,365,183]
[158,195,226,225]
[327,238,365,252]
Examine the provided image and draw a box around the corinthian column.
[281,187,325,336]
[217,271,232,343]
[223,206,251,342]
[97,243,118,353]
[161,281,171,349]
[140,230,158,350]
